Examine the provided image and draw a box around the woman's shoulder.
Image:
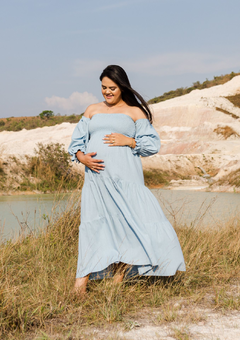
[83,103,104,118]
[128,106,147,122]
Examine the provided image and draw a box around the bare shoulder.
[83,103,102,118]
[130,106,148,121]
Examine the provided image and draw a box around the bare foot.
[113,272,125,283]
[113,263,128,283]
[72,276,89,296]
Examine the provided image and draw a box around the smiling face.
[101,77,123,106]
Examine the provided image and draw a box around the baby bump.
[86,135,111,160]
[86,136,143,183]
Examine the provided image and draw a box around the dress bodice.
[88,113,136,138]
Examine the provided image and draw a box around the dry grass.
[143,169,190,188]
[213,125,240,139]
[0,114,82,132]
[226,93,240,109]
[215,107,239,120]
[0,192,240,339]
[216,168,240,188]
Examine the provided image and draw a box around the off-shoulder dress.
[68,113,185,279]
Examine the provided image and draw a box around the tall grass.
[0,193,240,338]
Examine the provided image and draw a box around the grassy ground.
[1,191,239,339]
[0,114,82,133]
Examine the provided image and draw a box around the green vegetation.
[39,110,54,119]
[148,71,240,104]
[20,143,83,192]
[143,169,190,187]
[0,143,83,193]
[0,194,239,338]
[0,113,83,132]
[143,169,170,187]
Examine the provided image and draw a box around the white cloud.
[45,91,98,114]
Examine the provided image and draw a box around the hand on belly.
[80,152,105,173]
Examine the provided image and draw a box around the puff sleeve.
[68,116,90,163]
[132,119,161,157]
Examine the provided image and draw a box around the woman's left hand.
[103,133,135,148]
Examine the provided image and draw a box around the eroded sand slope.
[1,76,240,191]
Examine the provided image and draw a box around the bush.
[39,110,54,119]
[22,143,83,192]
[0,121,5,126]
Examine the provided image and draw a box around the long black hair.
[99,65,153,123]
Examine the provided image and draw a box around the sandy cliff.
[1,76,240,192]
[142,75,240,191]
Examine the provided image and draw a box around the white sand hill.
[1,76,240,191]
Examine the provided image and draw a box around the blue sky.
[1,0,240,118]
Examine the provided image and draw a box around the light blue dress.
[68,113,185,279]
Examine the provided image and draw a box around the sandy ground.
[45,307,240,340]
[118,310,240,340]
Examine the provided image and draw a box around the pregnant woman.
[68,65,185,294]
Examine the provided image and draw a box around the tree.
[39,110,54,119]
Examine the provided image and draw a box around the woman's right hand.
[76,151,105,173]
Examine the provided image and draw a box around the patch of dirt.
[78,308,240,340]
[23,305,240,340]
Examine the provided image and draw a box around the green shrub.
[0,121,5,126]
[39,110,54,119]
[21,143,83,192]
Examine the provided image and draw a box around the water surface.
[0,189,239,241]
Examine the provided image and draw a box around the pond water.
[0,189,240,241]
[0,192,78,241]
